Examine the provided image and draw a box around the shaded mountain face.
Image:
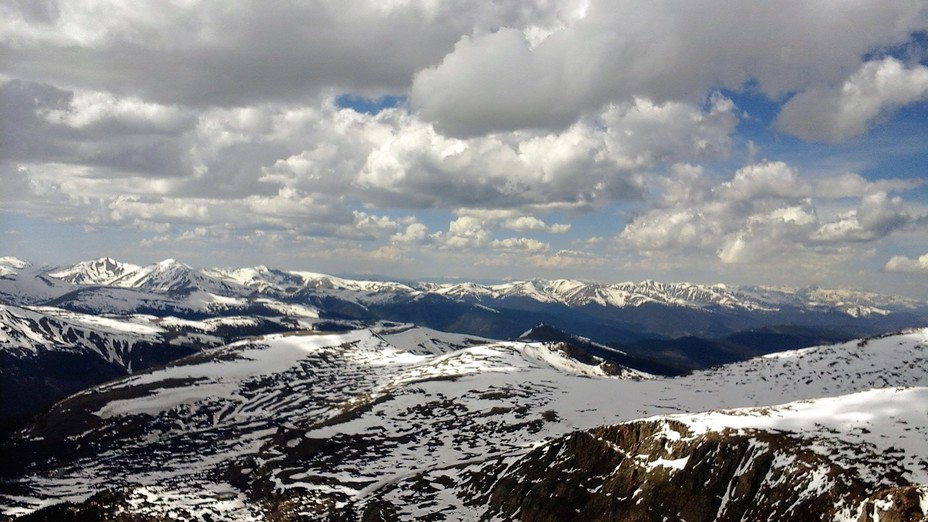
[0,303,308,425]
[0,327,925,520]
[517,323,685,375]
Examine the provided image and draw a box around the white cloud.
[528,250,605,270]
[41,90,193,133]
[812,191,923,242]
[6,0,924,141]
[0,0,568,107]
[427,215,557,254]
[620,162,926,266]
[2,1,927,291]
[449,211,570,234]
[621,208,718,253]
[776,58,928,142]
[489,237,549,253]
[351,211,403,239]
[392,223,430,244]
[810,172,922,198]
[504,216,570,234]
[720,161,805,200]
[412,0,928,136]
[355,97,734,209]
[1,80,195,177]
[442,216,490,249]
[884,253,928,273]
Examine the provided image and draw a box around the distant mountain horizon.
[3,253,925,422]
[3,255,924,313]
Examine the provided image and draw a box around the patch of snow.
[646,456,689,471]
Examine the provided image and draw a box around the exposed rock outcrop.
[355,419,926,522]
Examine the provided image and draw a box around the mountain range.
[1,324,925,520]
[5,256,922,316]
[1,256,927,520]
[2,255,926,423]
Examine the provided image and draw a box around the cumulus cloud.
[812,191,925,242]
[447,210,570,234]
[0,80,195,177]
[810,172,922,198]
[2,0,927,288]
[720,161,806,200]
[41,90,194,133]
[489,237,550,253]
[392,223,430,244]
[6,0,924,140]
[0,165,35,205]
[425,214,556,254]
[0,0,568,107]
[355,96,734,209]
[442,216,491,249]
[504,216,570,234]
[527,250,606,270]
[412,0,927,135]
[620,161,926,265]
[2,78,740,241]
[884,253,928,273]
[776,58,928,142]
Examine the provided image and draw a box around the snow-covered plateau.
[0,325,925,521]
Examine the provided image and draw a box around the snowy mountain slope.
[2,257,926,377]
[5,256,926,318]
[366,388,928,521]
[46,284,249,316]
[1,327,925,519]
[107,258,241,295]
[0,257,924,418]
[0,263,71,306]
[12,259,248,311]
[0,304,231,422]
[433,278,779,311]
[202,265,305,294]
[0,302,328,423]
[47,257,140,286]
[517,323,687,376]
[0,304,301,364]
[0,258,29,280]
[0,304,193,361]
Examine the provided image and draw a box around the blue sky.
[1,0,927,296]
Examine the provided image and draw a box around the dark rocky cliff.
[354,419,926,522]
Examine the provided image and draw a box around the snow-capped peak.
[290,271,417,295]
[155,258,186,269]
[48,257,141,285]
[0,256,29,269]
[2,255,925,320]
[0,256,31,278]
[108,259,230,294]
[205,265,305,293]
[427,278,778,311]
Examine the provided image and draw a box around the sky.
[1,0,927,296]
